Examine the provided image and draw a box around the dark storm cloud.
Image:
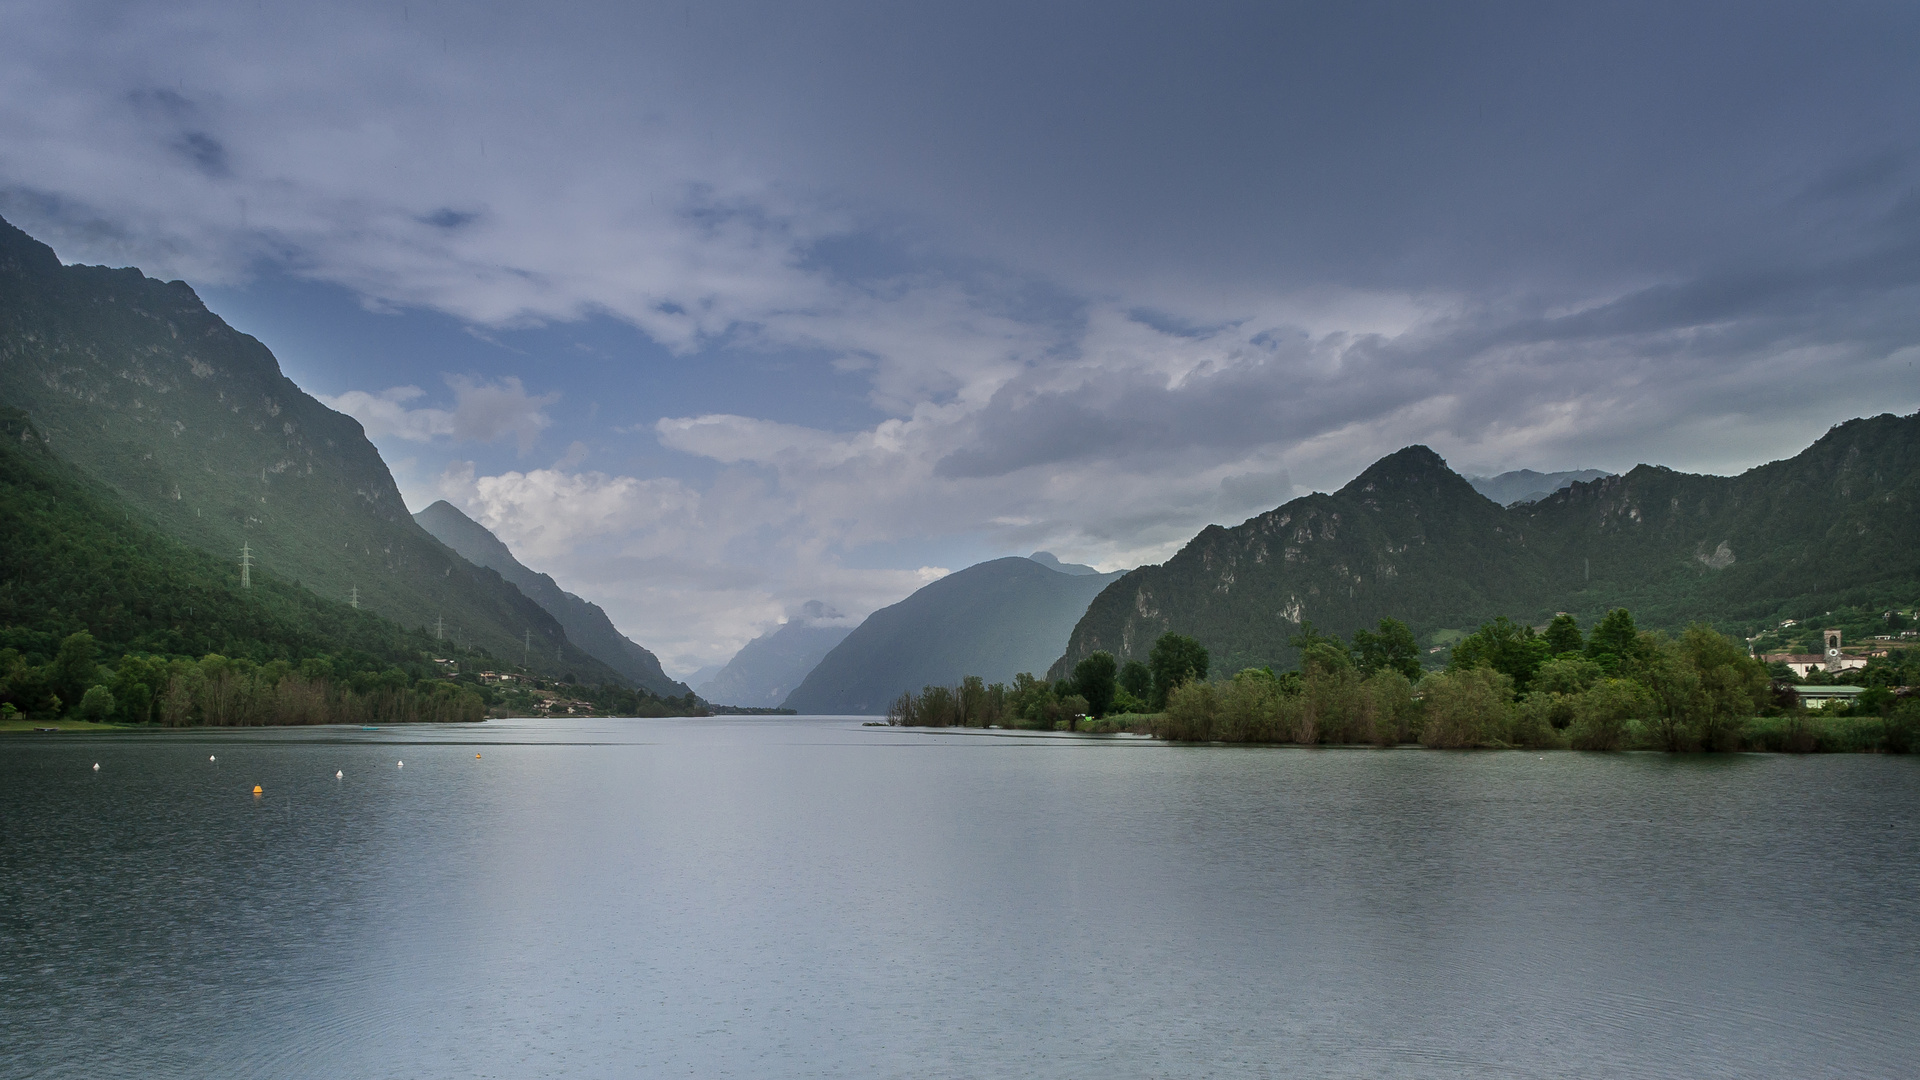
[421,208,481,230]
[936,188,1920,484]
[171,132,228,177]
[637,0,1920,295]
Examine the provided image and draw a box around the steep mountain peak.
[1335,445,1484,504]
[416,500,517,565]
[1799,411,1920,464]
[1029,550,1103,576]
[0,214,62,276]
[412,500,687,696]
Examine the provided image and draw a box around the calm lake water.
[2,717,1917,1079]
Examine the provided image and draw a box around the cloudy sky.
[5,1,1919,674]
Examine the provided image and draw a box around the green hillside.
[0,406,502,724]
[784,556,1123,715]
[0,407,448,664]
[415,500,687,696]
[0,215,615,682]
[1052,414,1920,678]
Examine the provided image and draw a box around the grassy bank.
[0,717,137,733]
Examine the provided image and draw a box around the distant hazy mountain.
[0,215,612,682]
[414,500,687,696]
[1028,551,1102,575]
[781,557,1125,715]
[696,602,853,708]
[1467,468,1612,507]
[1053,414,1920,678]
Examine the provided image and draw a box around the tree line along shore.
[0,405,703,730]
[888,609,1920,753]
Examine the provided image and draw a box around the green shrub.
[1418,667,1513,748]
[76,684,115,722]
[1158,681,1219,741]
[1567,679,1654,750]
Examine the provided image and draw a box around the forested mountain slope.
[1515,412,1920,630]
[1,407,444,665]
[0,215,613,681]
[414,500,686,696]
[782,557,1123,715]
[1052,414,1920,677]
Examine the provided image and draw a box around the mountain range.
[0,214,628,684]
[414,501,686,696]
[1051,414,1920,678]
[695,602,853,708]
[781,556,1124,714]
[1466,468,1612,507]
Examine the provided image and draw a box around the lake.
[2,717,1917,1078]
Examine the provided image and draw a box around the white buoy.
[93,763,100,771]
[209,755,216,762]
[397,760,404,768]
[336,770,343,779]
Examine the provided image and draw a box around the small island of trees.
[888,610,1920,753]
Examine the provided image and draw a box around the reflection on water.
[3,718,1917,1078]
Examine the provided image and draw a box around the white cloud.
[429,457,953,673]
[320,375,556,452]
[318,385,451,443]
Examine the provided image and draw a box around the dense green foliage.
[1146,607,1918,752]
[883,607,1915,751]
[885,672,1089,730]
[1054,415,1920,679]
[2,408,449,665]
[0,409,693,725]
[885,631,1207,731]
[1071,651,1117,717]
[1147,632,1210,709]
[1351,617,1423,679]
[0,639,486,726]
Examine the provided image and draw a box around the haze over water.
[3,718,1917,1078]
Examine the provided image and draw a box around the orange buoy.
[252,785,263,795]
[476,753,482,758]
